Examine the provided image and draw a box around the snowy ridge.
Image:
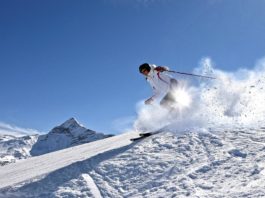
[0,135,16,142]
[1,128,265,197]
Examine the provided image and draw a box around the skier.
[139,63,178,108]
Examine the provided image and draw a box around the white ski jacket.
[146,65,173,101]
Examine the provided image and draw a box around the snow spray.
[134,57,265,133]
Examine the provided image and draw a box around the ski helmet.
[139,63,151,73]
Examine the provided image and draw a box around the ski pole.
[167,70,216,80]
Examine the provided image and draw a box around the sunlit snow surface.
[1,129,265,197]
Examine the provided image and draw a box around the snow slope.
[1,128,265,198]
[0,131,138,190]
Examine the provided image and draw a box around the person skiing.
[139,63,178,108]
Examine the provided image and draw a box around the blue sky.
[0,0,265,134]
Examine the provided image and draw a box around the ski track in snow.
[1,128,265,197]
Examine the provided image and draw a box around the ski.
[130,133,152,141]
[130,130,164,142]
[139,132,153,137]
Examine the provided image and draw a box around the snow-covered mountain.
[30,118,112,156]
[0,135,38,166]
[0,118,112,166]
[0,128,265,197]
